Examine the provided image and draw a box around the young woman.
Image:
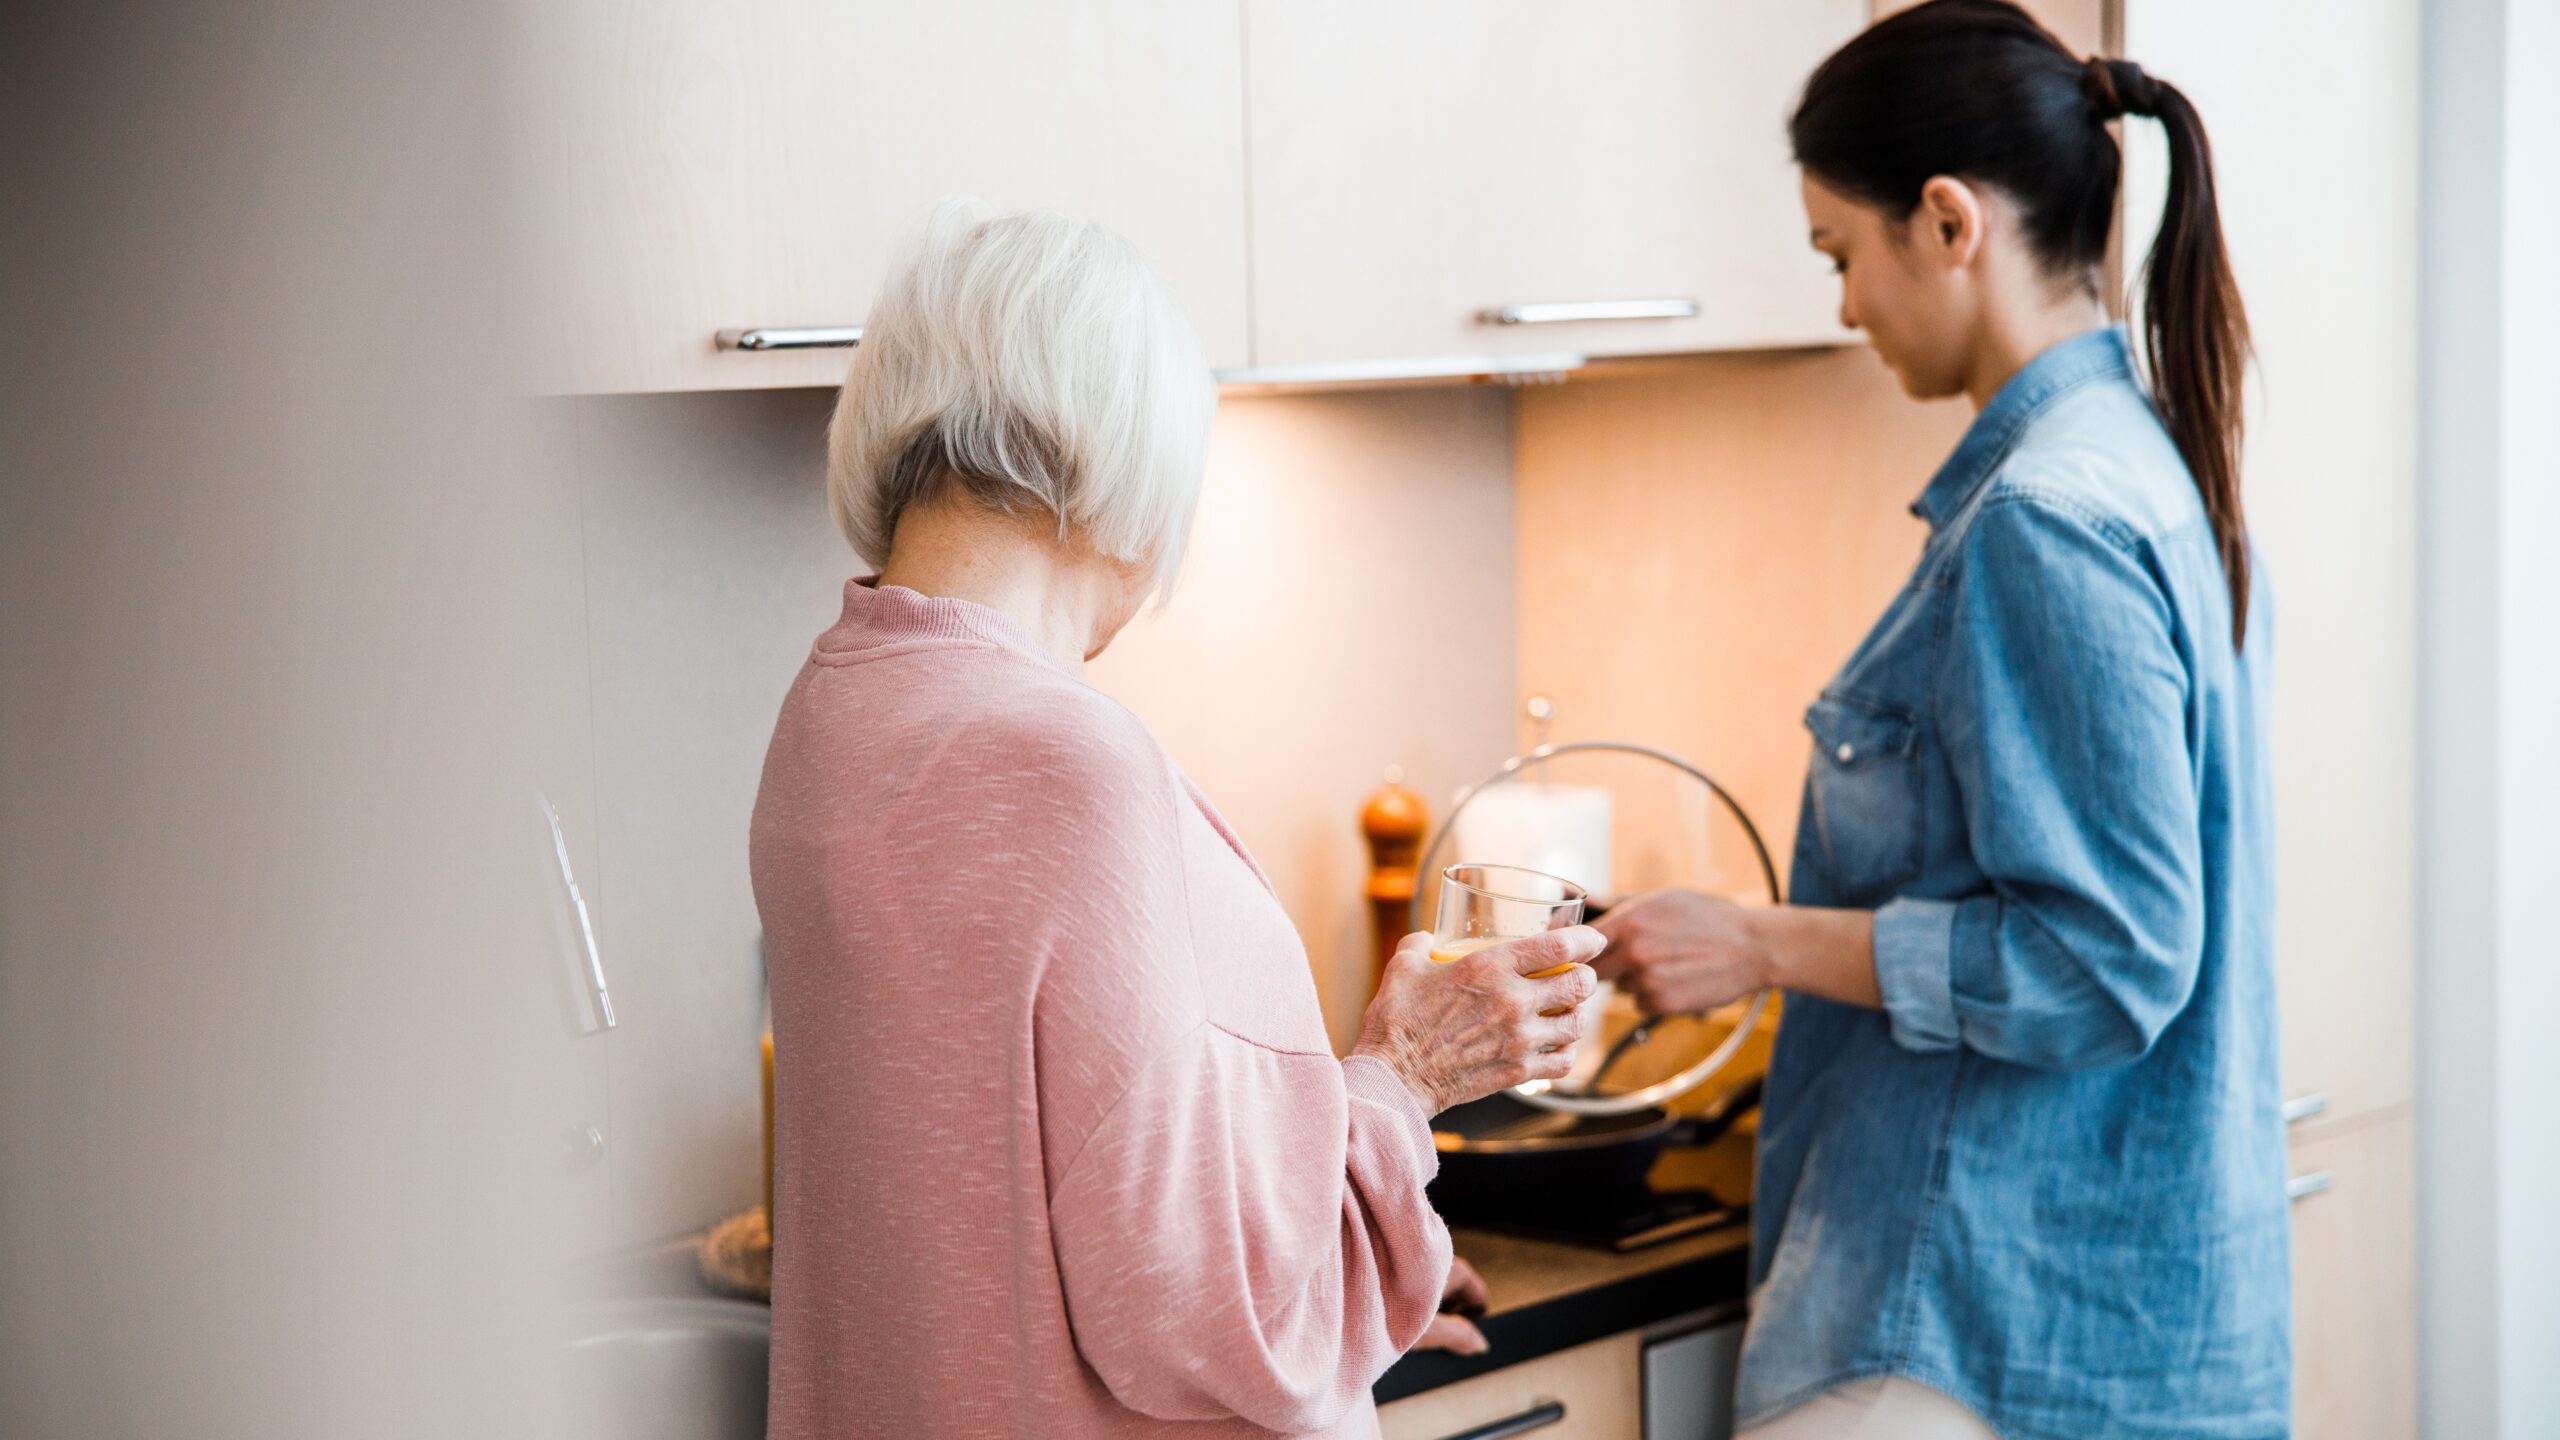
[1593,3,2281,1436]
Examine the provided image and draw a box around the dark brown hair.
[1790,0,2254,646]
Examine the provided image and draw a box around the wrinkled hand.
[1414,1257,1490,1356]
[1353,928,1602,1116]
[1590,889,1769,1016]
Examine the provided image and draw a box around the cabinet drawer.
[2290,1113,2415,1440]
[1380,1330,1641,1440]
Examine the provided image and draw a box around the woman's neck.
[875,504,1123,670]
[1963,287,2113,410]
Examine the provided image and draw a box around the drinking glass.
[1430,862,1588,981]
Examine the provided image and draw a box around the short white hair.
[827,200,1216,597]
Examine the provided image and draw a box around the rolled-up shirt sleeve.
[1872,896,1963,1052]
[1875,491,2208,1071]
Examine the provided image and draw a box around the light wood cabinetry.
[1872,0,2110,57]
[2119,5,2416,1414]
[2121,0,2418,1139]
[1379,1331,1642,1440]
[2290,1114,2417,1440]
[2121,2,2418,1427]
[1244,0,1862,369]
[508,0,1250,393]
[511,2,1875,392]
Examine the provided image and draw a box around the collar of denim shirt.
[1908,324,2137,531]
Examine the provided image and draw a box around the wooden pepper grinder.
[1359,766,1431,998]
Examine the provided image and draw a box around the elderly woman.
[750,204,1601,1438]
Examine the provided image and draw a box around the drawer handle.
[714,325,864,351]
[2281,1093,2329,1125]
[1433,1399,1565,1440]
[2287,1170,2334,1203]
[1479,298,1698,325]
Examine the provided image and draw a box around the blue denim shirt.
[1738,328,2288,1439]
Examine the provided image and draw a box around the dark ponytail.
[1790,0,2255,648]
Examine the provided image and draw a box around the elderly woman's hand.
[1413,1257,1491,1356]
[1353,928,1603,1117]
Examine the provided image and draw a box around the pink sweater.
[750,579,1453,1438]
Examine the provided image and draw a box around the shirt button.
[1835,742,1856,764]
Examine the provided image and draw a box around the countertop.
[610,1112,1765,1409]
[1374,1118,1758,1403]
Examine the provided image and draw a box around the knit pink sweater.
[749,579,1453,1438]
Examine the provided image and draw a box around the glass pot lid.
[1412,739,1779,1118]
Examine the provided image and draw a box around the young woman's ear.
[1914,175,1986,270]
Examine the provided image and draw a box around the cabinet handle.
[1214,353,1584,387]
[714,325,864,351]
[1479,298,1698,325]
[2281,1093,2329,1125]
[542,795,617,1030]
[2287,1170,2334,1203]
[1433,1399,1565,1440]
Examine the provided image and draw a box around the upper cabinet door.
[1244,0,1864,368]
[511,1,1251,394]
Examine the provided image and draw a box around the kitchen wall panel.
[572,387,851,1245]
[1511,348,1971,875]
[561,382,1517,1242]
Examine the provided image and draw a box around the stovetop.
[1436,1185,1748,1254]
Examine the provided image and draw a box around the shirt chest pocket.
[1803,695,1924,902]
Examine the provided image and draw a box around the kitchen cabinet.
[2116,0,2416,1139]
[1873,0,2109,57]
[1243,0,1864,370]
[2118,0,2419,1424]
[1374,1225,1750,1439]
[1380,1330,1641,1440]
[2289,1114,2416,1440]
[508,0,1250,394]
[1644,1320,1745,1440]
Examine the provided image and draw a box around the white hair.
[827,200,1216,597]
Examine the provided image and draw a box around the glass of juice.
[1433,863,1598,1089]
[1431,862,1589,985]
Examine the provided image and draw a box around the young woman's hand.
[1354,928,1602,1116]
[1593,891,1882,1013]
[1589,889,1773,1015]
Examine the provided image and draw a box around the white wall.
[2417,0,2560,1432]
[554,383,1518,1244]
